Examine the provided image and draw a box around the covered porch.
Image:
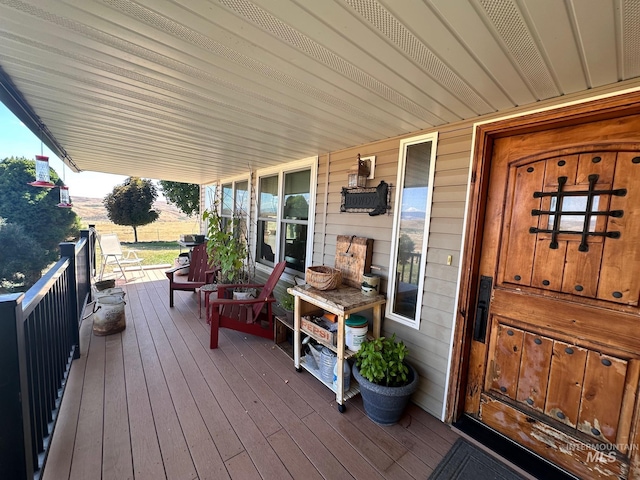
[43,269,461,480]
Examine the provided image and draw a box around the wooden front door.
[463,111,640,479]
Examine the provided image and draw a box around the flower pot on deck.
[352,362,419,426]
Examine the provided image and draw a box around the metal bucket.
[93,295,126,336]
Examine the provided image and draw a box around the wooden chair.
[165,244,217,308]
[209,261,286,349]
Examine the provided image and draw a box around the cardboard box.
[301,316,336,346]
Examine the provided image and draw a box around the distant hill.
[71,196,195,222]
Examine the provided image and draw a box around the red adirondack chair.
[165,244,217,309]
[209,261,286,349]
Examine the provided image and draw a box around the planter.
[233,290,254,300]
[352,362,418,426]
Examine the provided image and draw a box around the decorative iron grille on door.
[498,151,640,306]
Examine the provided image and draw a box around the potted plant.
[352,334,419,425]
[202,202,250,287]
[278,292,295,322]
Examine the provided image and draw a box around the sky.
[0,103,132,199]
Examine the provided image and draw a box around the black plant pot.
[352,362,419,426]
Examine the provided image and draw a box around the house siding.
[311,130,472,418]
[310,79,640,419]
[201,78,640,421]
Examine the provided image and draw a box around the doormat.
[429,438,526,480]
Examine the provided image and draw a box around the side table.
[199,283,218,319]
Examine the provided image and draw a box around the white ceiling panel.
[520,0,588,93]
[570,0,619,87]
[0,0,638,184]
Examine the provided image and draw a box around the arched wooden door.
[463,111,640,479]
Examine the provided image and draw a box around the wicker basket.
[306,266,342,290]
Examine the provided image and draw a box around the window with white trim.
[387,132,438,328]
[218,179,248,235]
[256,159,316,274]
[203,183,217,213]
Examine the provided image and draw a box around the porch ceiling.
[0,0,638,184]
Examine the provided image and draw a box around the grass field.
[95,241,184,275]
[85,220,201,243]
[89,219,202,276]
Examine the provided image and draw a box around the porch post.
[60,242,80,360]
[0,293,34,479]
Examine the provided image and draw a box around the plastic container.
[345,315,368,351]
[333,359,351,391]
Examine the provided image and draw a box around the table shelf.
[288,284,385,412]
[299,356,361,401]
[274,315,294,358]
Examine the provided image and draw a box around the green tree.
[103,177,159,242]
[397,234,415,265]
[0,157,81,289]
[158,180,200,217]
[0,219,43,289]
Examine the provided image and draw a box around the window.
[204,183,217,213]
[387,133,438,328]
[256,158,316,274]
[257,175,278,266]
[215,178,250,245]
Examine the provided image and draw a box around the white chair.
[97,233,144,281]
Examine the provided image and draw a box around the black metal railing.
[0,228,95,479]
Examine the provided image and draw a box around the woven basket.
[306,266,342,290]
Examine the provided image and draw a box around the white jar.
[345,315,368,351]
[361,273,380,296]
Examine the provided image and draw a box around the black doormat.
[429,438,527,480]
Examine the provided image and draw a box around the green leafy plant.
[202,202,248,284]
[279,292,295,311]
[353,334,410,387]
[0,157,81,290]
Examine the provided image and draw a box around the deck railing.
[0,228,95,479]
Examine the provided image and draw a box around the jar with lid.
[345,315,368,351]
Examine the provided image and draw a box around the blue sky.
[0,103,130,199]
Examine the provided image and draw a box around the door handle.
[473,276,493,343]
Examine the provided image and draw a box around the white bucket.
[345,315,368,351]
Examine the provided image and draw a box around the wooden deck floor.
[43,269,460,480]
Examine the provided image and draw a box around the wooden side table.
[199,283,218,319]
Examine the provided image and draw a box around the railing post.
[89,224,96,280]
[0,293,34,479]
[60,242,80,360]
[80,229,93,303]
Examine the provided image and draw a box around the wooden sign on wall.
[334,235,374,288]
